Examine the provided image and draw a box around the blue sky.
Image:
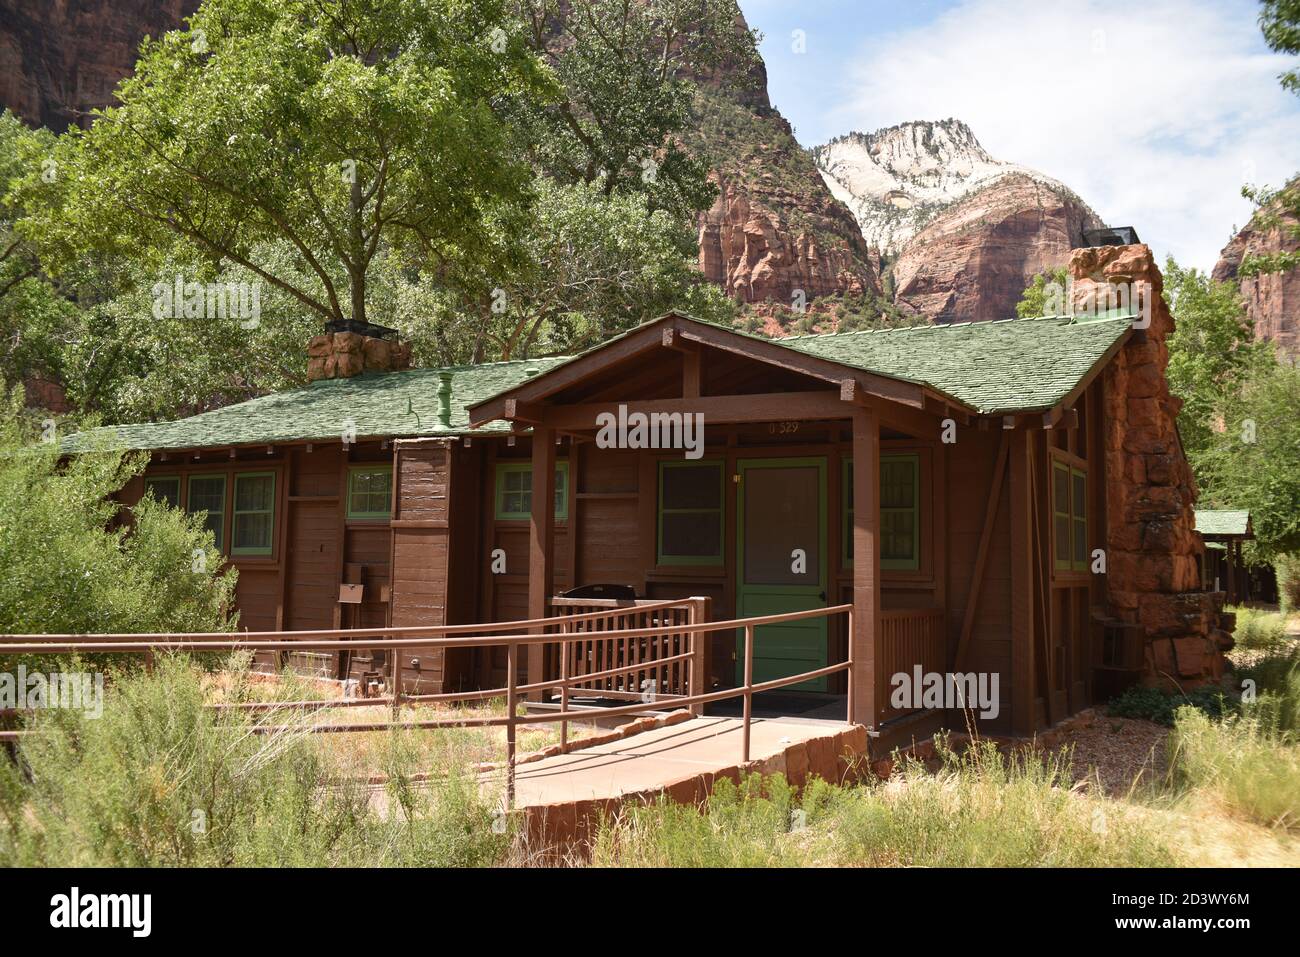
[737,0,1300,270]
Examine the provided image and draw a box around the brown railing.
[0,602,854,807]
[546,598,706,710]
[876,608,947,723]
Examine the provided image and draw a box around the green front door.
[735,458,828,692]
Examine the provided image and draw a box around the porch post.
[1009,428,1037,736]
[527,425,556,701]
[1226,540,1238,604]
[850,406,880,727]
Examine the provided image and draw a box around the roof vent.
[524,367,540,378]
[437,372,453,429]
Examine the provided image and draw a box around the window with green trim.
[187,474,227,552]
[143,475,181,509]
[1053,460,1088,572]
[658,460,723,565]
[494,462,568,520]
[232,472,275,556]
[843,454,921,570]
[347,465,392,519]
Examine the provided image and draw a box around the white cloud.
[832,0,1300,269]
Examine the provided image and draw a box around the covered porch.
[466,313,963,730]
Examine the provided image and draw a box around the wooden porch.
[465,316,968,729]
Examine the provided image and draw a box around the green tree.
[0,110,75,395]
[23,0,552,331]
[1192,360,1300,558]
[1261,0,1300,93]
[0,390,235,636]
[1015,267,1069,318]
[464,177,734,360]
[513,0,759,221]
[1162,256,1273,459]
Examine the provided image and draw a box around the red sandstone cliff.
[0,0,198,131]
[1212,181,1300,358]
[686,44,881,307]
[893,174,1104,323]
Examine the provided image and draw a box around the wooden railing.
[546,598,707,710]
[0,602,853,807]
[875,608,947,723]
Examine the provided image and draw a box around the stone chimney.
[1069,243,1232,690]
[307,320,411,382]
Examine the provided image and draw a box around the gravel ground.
[1047,715,1170,797]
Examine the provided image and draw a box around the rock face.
[890,173,1104,323]
[814,120,1105,324]
[1073,243,1230,689]
[0,0,198,131]
[697,167,879,305]
[814,119,1100,255]
[1212,182,1300,358]
[688,47,881,307]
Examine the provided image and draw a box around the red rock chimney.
[1070,244,1232,690]
[307,320,411,382]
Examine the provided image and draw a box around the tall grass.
[1167,709,1300,831]
[1231,606,1290,651]
[1167,647,1300,830]
[0,655,512,866]
[590,740,1178,867]
[589,774,802,867]
[811,742,1176,867]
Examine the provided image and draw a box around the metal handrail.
[0,602,857,806]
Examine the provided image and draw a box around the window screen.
[187,474,227,551]
[232,472,275,555]
[658,461,723,564]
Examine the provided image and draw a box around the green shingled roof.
[781,314,1133,413]
[1194,509,1252,537]
[62,357,569,453]
[64,312,1134,453]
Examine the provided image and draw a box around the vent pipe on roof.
[437,372,453,429]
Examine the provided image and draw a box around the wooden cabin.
[75,244,1229,738]
[1195,508,1277,606]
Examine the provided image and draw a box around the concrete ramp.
[496,716,869,849]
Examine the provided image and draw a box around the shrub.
[1236,646,1300,742]
[0,391,235,641]
[0,657,511,866]
[1107,684,1234,726]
